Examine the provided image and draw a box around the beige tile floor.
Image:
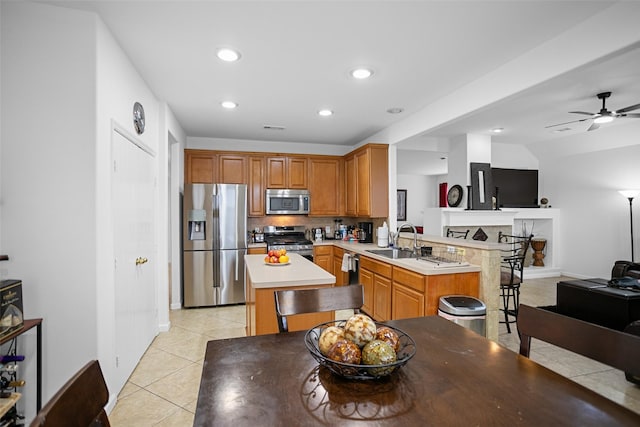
[109,276,640,425]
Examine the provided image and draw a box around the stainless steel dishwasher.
[348,253,360,285]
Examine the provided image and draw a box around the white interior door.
[113,130,157,391]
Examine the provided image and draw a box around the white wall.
[1,2,177,420]
[397,174,436,227]
[539,142,640,278]
[1,2,98,421]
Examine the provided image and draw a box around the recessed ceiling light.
[221,101,238,109]
[492,127,504,133]
[351,68,373,79]
[318,109,333,117]
[386,107,404,114]
[216,48,241,62]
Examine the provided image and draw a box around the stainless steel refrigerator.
[182,183,247,307]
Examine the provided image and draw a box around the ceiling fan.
[546,91,640,131]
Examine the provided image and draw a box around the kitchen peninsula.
[245,253,336,336]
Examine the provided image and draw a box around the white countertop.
[314,241,481,275]
[245,253,336,288]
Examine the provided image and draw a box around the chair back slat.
[30,360,110,427]
[274,285,364,332]
[518,304,640,375]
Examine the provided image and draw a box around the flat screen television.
[491,168,539,208]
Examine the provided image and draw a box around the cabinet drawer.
[392,267,425,293]
[314,245,333,255]
[360,256,392,278]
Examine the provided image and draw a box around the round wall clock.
[447,184,463,207]
[133,102,145,135]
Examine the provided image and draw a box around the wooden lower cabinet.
[248,246,267,255]
[373,274,391,321]
[392,267,426,319]
[360,256,392,321]
[360,267,374,316]
[359,257,479,321]
[425,272,479,315]
[332,247,348,286]
[392,284,425,319]
[313,245,333,273]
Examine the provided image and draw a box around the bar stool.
[498,231,533,333]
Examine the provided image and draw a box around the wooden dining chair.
[30,360,110,427]
[517,304,640,377]
[498,231,533,333]
[274,285,364,333]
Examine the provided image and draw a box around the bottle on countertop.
[377,222,389,247]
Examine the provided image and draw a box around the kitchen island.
[245,253,336,336]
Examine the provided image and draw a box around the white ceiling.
[41,1,640,167]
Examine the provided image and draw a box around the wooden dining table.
[194,315,640,426]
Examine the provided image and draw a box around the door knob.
[135,257,148,265]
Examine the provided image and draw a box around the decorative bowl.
[304,320,416,380]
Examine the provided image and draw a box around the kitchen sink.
[366,248,416,259]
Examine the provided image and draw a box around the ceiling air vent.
[263,125,286,130]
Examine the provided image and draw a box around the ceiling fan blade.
[587,122,600,131]
[544,117,590,128]
[616,103,640,114]
[569,111,595,116]
[620,113,640,118]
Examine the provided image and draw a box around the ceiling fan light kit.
[546,91,640,131]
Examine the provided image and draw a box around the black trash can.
[438,295,486,336]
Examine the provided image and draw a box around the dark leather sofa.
[556,261,640,331]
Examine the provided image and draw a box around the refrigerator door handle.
[235,254,239,281]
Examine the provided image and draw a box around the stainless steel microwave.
[265,189,310,215]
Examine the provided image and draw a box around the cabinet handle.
[135,257,148,265]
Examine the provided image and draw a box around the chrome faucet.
[396,222,419,256]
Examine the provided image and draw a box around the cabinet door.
[313,245,333,273]
[356,149,371,216]
[359,268,374,316]
[247,247,267,255]
[218,154,247,184]
[373,274,392,321]
[425,272,480,315]
[185,150,216,184]
[392,283,425,319]
[248,156,265,216]
[266,157,287,188]
[309,157,341,215]
[345,155,357,216]
[288,157,308,189]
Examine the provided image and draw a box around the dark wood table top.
[194,316,640,426]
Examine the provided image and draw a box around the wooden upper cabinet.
[267,156,308,189]
[356,150,371,216]
[345,155,357,216]
[288,157,308,188]
[185,150,216,184]
[266,157,286,188]
[218,154,248,184]
[248,156,265,217]
[309,157,342,216]
[344,144,389,218]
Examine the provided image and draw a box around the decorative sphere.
[375,326,400,352]
[540,197,549,205]
[318,326,345,356]
[344,314,377,348]
[326,338,362,364]
[362,340,397,376]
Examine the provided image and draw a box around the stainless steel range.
[263,225,314,261]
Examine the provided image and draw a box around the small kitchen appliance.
[358,222,373,243]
